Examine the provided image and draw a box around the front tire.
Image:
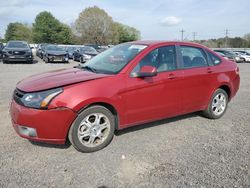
[203,89,228,119]
[68,106,115,152]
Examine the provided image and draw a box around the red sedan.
[10,41,240,152]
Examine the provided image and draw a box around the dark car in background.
[85,44,102,52]
[73,46,98,63]
[2,41,33,64]
[0,43,4,59]
[43,45,69,63]
[65,46,79,59]
[214,49,243,63]
[215,51,229,60]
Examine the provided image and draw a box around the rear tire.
[203,88,228,119]
[68,105,115,152]
[45,58,49,63]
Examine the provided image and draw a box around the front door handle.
[168,73,176,79]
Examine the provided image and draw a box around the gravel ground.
[0,57,249,188]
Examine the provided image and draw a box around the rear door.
[178,45,215,112]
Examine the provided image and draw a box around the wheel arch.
[77,102,119,130]
[219,84,231,101]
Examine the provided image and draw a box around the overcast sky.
[0,0,250,41]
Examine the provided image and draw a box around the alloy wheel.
[212,93,226,116]
[77,113,111,148]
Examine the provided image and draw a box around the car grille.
[8,51,26,55]
[13,89,25,105]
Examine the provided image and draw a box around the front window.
[131,45,177,74]
[82,43,147,74]
[6,41,28,49]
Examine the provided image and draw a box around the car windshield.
[80,46,97,53]
[67,47,77,52]
[82,43,147,74]
[216,52,225,56]
[45,45,64,51]
[224,51,236,57]
[6,41,28,48]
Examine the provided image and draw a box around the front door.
[122,45,183,126]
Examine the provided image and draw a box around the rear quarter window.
[208,52,221,65]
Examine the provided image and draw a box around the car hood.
[46,50,67,55]
[79,51,98,56]
[4,47,30,51]
[17,68,111,92]
[84,51,99,56]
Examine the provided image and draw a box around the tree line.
[197,34,250,48]
[2,6,141,45]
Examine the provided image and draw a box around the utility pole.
[180,29,185,41]
[225,29,229,48]
[192,32,197,41]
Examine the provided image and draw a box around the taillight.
[235,66,239,75]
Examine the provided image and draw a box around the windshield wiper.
[82,65,98,73]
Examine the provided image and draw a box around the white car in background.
[233,51,250,62]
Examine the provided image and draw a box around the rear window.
[180,46,208,68]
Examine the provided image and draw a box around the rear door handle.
[207,68,213,73]
[168,73,176,79]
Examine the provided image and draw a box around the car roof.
[8,40,28,43]
[129,40,208,48]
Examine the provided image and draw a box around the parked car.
[84,44,102,52]
[233,51,250,62]
[73,46,98,63]
[215,51,229,59]
[65,46,78,59]
[36,43,48,59]
[43,45,69,63]
[0,42,4,59]
[233,50,250,56]
[214,49,243,63]
[2,40,33,64]
[10,41,240,152]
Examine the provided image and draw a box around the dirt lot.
[0,57,249,188]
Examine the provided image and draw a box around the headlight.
[83,54,91,59]
[21,88,63,109]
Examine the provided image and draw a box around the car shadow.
[1,60,38,64]
[29,140,71,149]
[46,62,70,64]
[115,112,200,136]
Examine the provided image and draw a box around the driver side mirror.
[131,65,157,78]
